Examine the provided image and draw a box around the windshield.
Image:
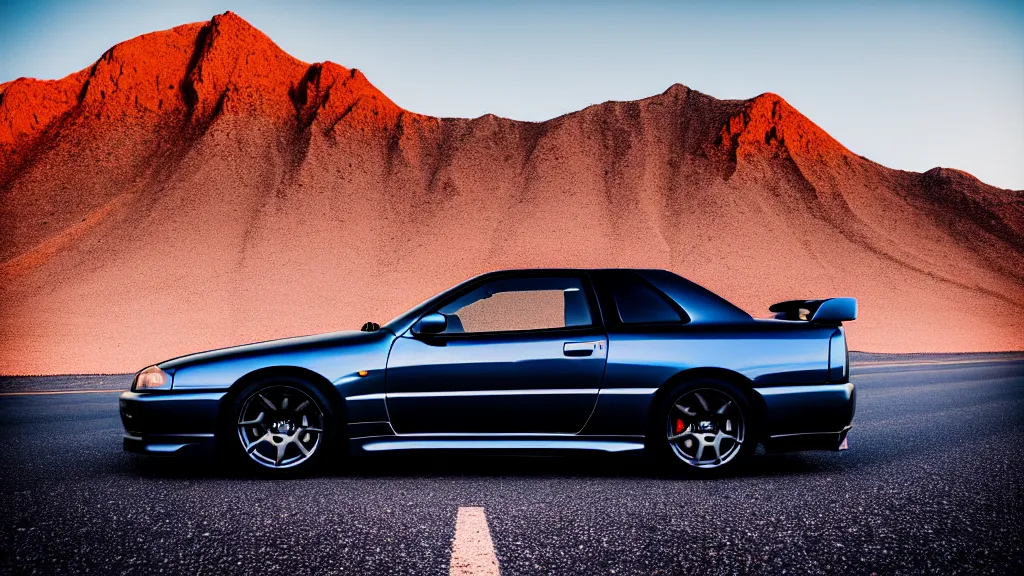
[382,274,486,333]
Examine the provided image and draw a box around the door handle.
[563,341,602,357]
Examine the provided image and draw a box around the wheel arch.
[216,365,348,438]
[644,367,767,445]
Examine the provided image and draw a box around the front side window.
[437,277,592,334]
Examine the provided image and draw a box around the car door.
[384,273,608,434]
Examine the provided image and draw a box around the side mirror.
[412,313,447,335]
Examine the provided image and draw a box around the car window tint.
[438,277,591,333]
[611,279,683,324]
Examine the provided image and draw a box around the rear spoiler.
[769,297,857,324]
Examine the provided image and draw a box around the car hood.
[158,329,393,371]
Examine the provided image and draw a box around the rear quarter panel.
[582,322,834,436]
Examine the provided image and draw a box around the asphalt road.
[1,358,1022,575]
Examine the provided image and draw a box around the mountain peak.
[180,10,306,118]
[0,12,415,165]
[705,90,853,167]
[661,83,693,97]
[923,166,980,184]
[213,10,255,27]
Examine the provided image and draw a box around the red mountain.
[1,12,1021,374]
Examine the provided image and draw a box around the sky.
[1,0,1022,189]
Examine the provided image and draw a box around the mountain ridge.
[0,11,1021,374]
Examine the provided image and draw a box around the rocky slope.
[1,12,1021,374]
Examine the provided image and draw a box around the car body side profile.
[120,269,857,476]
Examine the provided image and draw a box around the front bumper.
[123,433,216,455]
[753,382,856,452]
[119,390,226,455]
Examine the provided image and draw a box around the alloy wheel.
[666,388,745,469]
[236,385,324,469]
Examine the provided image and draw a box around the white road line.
[0,389,123,397]
[450,507,500,576]
[853,358,1023,368]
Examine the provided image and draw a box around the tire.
[223,375,337,477]
[652,378,757,477]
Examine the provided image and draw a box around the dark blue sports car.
[120,269,857,476]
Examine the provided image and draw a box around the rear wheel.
[655,378,756,476]
[227,377,334,477]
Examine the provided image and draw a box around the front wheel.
[655,378,757,477]
[227,377,334,476]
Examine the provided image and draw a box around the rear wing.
[769,297,857,325]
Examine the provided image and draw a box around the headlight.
[133,366,172,391]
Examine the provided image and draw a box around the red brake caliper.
[674,418,685,434]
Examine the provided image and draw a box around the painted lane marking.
[0,389,123,397]
[450,506,500,576]
[852,358,1024,369]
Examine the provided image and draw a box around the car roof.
[384,268,752,333]
[467,268,752,324]
[474,267,667,274]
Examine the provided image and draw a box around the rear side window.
[611,278,684,324]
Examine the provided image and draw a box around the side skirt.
[348,435,646,455]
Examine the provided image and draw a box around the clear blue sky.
[2,0,1022,189]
